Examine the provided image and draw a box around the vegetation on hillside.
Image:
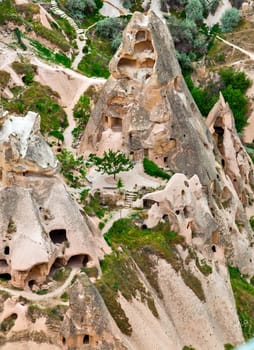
[143,158,171,180]
[229,266,254,340]
[185,68,251,132]
[72,94,91,143]
[1,82,68,134]
[97,217,209,334]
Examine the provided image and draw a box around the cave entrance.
[0,259,8,269]
[111,117,122,132]
[211,245,217,253]
[49,229,67,244]
[143,199,158,209]
[0,273,11,280]
[83,335,90,344]
[67,254,90,268]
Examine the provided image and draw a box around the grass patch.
[53,266,71,282]
[1,81,68,134]
[55,16,76,41]
[16,3,39,21]
[143,157,171,180]
[224,344,234,350]
[35,289,48,295]
[78,31,112,78]
[195,257,212,276]
[0,314,17,332]
[84,191,105,218]
[33,22,71,52]
[60,292,69,302]
[0,0,22,25]
[81,266,99,278]
[229,265,254,340]
[97,218,194,334]
[181,268,206,302]
[29,39,71,67]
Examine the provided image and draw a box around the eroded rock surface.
[0,111,106,289]
[60,273,127,349]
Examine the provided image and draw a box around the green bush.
[185,0,204,23]
[72,94,90,142]
[0,70,10,88]
[66,0,97,19]
[0,0,22,25]
[219,68,251,93]
[143,158,171,180]
[221,7,241,32]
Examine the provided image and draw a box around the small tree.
[220,8,240,32]
[89,150,134,179]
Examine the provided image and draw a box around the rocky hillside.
[0,1,254,350]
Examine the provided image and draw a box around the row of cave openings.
[143,198,220,254]
[117,29,155,78]
[0,228,91,286]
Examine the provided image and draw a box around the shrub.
[185,0,204,23]
[219,68,251,93]
[220,7,241,32]
[0,70,10,88]
[66,0,97,19]
[143,158,171,180]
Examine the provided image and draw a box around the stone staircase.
[125,190,138,207]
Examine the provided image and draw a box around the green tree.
[89,150,134,179]
[220,7,241,32]
[221,85,248,132]
[185,0,204,23]
[219,67,251,93]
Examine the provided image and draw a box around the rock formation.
[0,110,106,289]
[81,10,254,273]
[60,273,126,350]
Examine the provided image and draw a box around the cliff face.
[0,110,107,289]
[81,11,254,271]
[79,10,254,350]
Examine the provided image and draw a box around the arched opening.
[211,245,216,253]
[141,224,147,230]
[62,337,66,345]
[4,246,9,255]
[0,259,8,268]
[67,254,90,268]
[28,280,36,289]
[134,40,154,54]
[83,335,90,344]
[0,273,11,280]
[140,58,155,68]
[175,210,180,215]
[49,229,67,244]
[135,30,146,41]
[143,199,158,209]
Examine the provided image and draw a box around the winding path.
[0,267,78,301]
[216,35,254,60]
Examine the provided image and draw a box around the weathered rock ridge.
[81,10,254,271]
[0,110,106,289]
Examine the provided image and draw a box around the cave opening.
[49,229,67,244]
[83,335,90,344]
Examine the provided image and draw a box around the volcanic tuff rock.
[60,273,127,350]
[0,110,106,289]
[81,10,254,272]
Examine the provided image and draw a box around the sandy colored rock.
[0,111,107,289]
